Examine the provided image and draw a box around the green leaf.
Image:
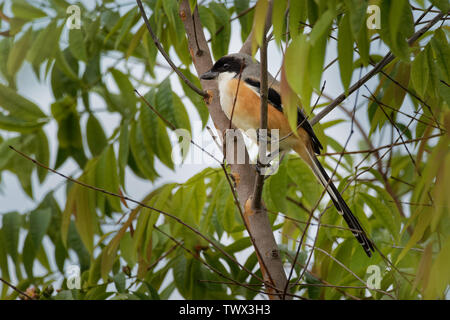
[74,168,97,254]
[344,0,368,39]
[0,114,46,133]
[11,0,47,20]
[0,230,11,285]
[114,9,136,50]
[411,49,429,97]
[139,91,158,147]
[110,68,137,116]
[144,282,161,300]
[234,0,254,41]
[178,68,209,127]
[355,18,370,66]
[155,79,176,126]
[130,121,158,181]
[289,0,307,39]
[388,0,414,61]
[7,27,33,77]
[51,49,79,99]
[198,6,216,35]
[0,38,13,83]
[309,9,334,46]
[309,29,327,91]
[272,0,287,45]
[27,20,63,68]
[56,109,82,149]
[113,272,126,293]
[86,114,107,157]
[69,29,88,62]
[215,178,237,233]
[209,2,231,60]
[337,14,353,94]
[155,119,174,170]
[0,83,46,120]
[266,160,288,212]
[284,34,311,110]
[172,93,191,133]
[430,29,450,83]
[118,120,130,181]
[126,24,146,59]
[2,212,20,263]
[96,145,121,213]
[287,156,321,207]
[162,0,178,26]
[29,208,52,251]
[22,234,35,278]
[424,236,450,299]
[120,232,136,268]
[430,0,450,12]
[35,129,49,183]
[251,0,269,54]
[359,193,398,240]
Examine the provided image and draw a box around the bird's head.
[200,53,252,80]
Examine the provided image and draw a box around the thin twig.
[135,0,207,97]
[310,11,447,126]
[0,278,33,300]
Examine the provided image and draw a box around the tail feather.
[295,145,374,257]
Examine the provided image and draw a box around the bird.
[200,53,375,257]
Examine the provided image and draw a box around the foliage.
[0,0,448,300]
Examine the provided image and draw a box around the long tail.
[294,145,375,257]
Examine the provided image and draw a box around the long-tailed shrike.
[200,53,374,257]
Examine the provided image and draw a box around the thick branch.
[310,11,447,126]
[179,0,289,300]
[251,32,269,210]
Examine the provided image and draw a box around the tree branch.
[0,278,33,300]
[135,0,207,98]
[310,11,447,126]
[179,0,290,300]
[0,10,10,22]
[251,32,269,210]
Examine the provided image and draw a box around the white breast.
[217,71,236,119]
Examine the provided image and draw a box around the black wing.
[244,78,323,154]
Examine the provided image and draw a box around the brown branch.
[251,32,269,211]
[0,10,10,22]
[0,278,33,300]
[179,0,290,300]
[135,0,207,98]
[310,11,447,126]
[316,133,442,157]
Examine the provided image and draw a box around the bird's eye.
[222,63,230,69]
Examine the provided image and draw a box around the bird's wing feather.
[243,77,323,153]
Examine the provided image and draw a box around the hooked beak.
[200,70,219,80]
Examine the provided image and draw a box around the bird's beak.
[200,70,219,80]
